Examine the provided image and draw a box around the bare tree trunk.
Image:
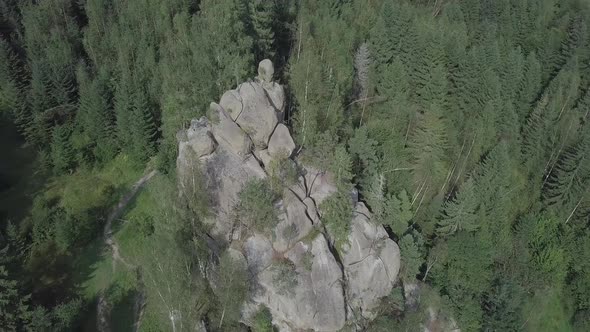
[422,256,438,282]
[219,307,226,329]
[565,195,585,224]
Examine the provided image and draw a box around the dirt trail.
[97,170,157,332]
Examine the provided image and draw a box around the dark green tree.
[248,0,276,62]
[51,125,75,174]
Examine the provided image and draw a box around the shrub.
[252,306,275,332]
[268,155,298,192]
[236,179,279,232]
[320,190,353,248]
[271,260,298,295]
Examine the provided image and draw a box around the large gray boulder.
[220,89,243,121]
[235,82,280,148]
[176,117,216,189]
[268,124,296,159]
[303,167,338,206]
[180,117,217,158]
[341,203,401,319]
[258,59,274,83]
[272,190,314,253]
[210,102,252,158]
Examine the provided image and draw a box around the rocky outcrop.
[177,60,401,331]
[341,203,401,319]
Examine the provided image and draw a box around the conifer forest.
[1,0,590,331]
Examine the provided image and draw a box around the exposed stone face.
[177,60,401,331]
[341,203,401,319]
[256,236,346,332]
[181,117,217,158]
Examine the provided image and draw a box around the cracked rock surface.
[177,60,401,331]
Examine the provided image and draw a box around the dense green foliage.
[286,0,590,329]
[1,0,590,330]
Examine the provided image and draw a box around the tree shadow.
[0,118,49,225]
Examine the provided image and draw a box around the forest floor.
[96,169,157,332]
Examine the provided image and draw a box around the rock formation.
[177,60,401,331]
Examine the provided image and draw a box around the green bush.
[252,306,275,332]
[320,190,353,248]
[271,260,298,296]
[236,179,279,232]
[268,156,298,192]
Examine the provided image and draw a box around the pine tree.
[516,51,542,119]
[76,65,116,164]
[399,230,425,281]
[500,47,525,102]
[383,190,413,236]
[0,265,33,330]
[409,105,449,196]
[248,0,276,62]
[348,125,379,183]
[0,40,19,116]
[114,70,135,152]
[199,0,254,91]
[51,125,75,174]
[353,42,371,103]
[129,86,156,163]
[544,131,590,213]
[437,178,479,237]
[331,145,353,187]
[557,15,587,72]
